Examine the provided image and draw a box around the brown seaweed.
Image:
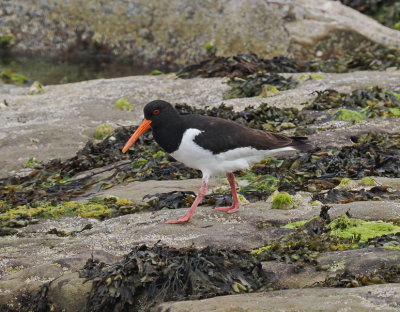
[84,244,266,312]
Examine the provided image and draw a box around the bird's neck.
[152,115,184,153]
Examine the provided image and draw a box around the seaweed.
[253,132,400,193]
[177,48,400,79]
[318,263,400,287]
[314,185,400,204]
[84,244,266,312]
[304,87,400,118]
[177,54,276,78]
[223,73,298,99]
[253,217,360,265]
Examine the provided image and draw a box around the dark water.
[0,53,165,85]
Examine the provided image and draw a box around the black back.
[144,100,312,154]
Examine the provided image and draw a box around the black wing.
[182,114,298,154]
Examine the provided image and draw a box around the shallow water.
[0,53,164,85]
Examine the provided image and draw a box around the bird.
[122,100,312,224]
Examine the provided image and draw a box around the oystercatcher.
[122,100,312,224]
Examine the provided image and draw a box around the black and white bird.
[122,100,312,224]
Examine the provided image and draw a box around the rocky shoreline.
[0,70,399,311]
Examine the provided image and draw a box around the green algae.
[204,43,215,53]
[339,178,352,187]
[327,216,400,243]
[333,109,367,122]
[380,246,400,251]
[282,217,318,229]
[0,71,29,85]
[271,192,294,209]
[149,70,164,75]
[114,98,132,111]
[253,216,400,264]
[131,157,149,168]
[23,157,42,169]
[94,124,114,140]
[238,173,278,193]
[361,177,376,186]
[152,150,167,158]
[309,73,325,79]
[0,196,143,226]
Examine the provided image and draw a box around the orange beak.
[121,118,152,153]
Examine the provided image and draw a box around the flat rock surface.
[1,71,400,177]
[154,283,400,312]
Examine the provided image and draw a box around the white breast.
[171,128,295,180]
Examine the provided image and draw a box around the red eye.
[153,109,160,115]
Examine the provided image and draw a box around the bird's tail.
[290,136,313,151]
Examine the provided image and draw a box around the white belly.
[170,128,295,180]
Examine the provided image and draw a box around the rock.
[2,174,400,309]
[153,283,400,312]
[1,71,400,178]
[329,201,400,221]
[0,0,399,66]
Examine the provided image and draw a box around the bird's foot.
[213,205,239,214]
[165,215,191,224]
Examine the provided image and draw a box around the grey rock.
[1,71,400,178]
[153,283,400,312]
[0,0,399,65]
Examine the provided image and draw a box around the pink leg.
[165,181,208,224]
[213,172,240,214]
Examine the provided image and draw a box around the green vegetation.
[361,177,376,186]
[149,70,164,75]
[114,98,132,111]
[380,246,400,251]
[327,216,400,243]
[0,71,29,85]
[204,43,215,53]
[23,157,42,169]
[339,177,352,187]
[94,124,114,140]
[0,34,14,49]
[0,196,141,224]
[309,73,325,79]
[271,192,294,209]
[238,172,278,192]
[131,158,149,168]
[282,217,318,229]
[252,216,400,263]
[333,109,367,122]
[152,150,167,158]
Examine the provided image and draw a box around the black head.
[143,100,180,129]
